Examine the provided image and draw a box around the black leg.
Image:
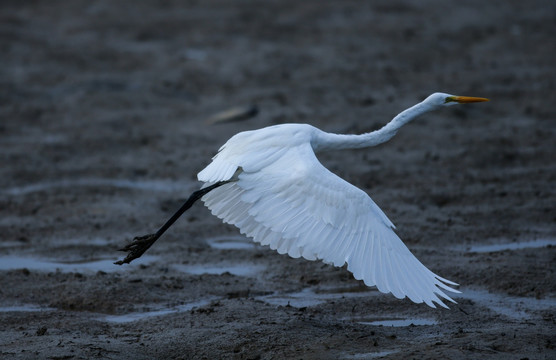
[115,180,231,265]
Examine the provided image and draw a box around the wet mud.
[1,1,555,359]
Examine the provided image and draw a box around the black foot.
[114,181,231,266]
[114,233,159,265]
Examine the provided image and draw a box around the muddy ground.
[1,0,555,359]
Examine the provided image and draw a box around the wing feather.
[386,247,404,299]
[200,142,459,308]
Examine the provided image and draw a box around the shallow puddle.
[101,298,216,323]
[172,263,265,277]
[464,238,556,253]
[58,237,113,247]
[0,236,112,249]
[206,235,256,250]
[456,289,556,320]
[257,288,325,307]
[357,318,437,327]
[341,350,397,359]
[257,287,378,308]
[0,255,158,273]
[0,304,55,313]
[3,178,188,196]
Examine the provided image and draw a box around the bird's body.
[197,93,488,308]
[198,122,458,308]
[117,92,488,309]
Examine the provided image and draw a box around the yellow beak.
[447,96,490,104]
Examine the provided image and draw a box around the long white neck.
[312,100,437,152]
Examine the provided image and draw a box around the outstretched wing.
[199,142,459,308]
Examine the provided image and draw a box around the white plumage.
[197,93,488,308]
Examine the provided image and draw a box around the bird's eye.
[444,96,456,104]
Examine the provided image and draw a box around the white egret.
[116,92,488,308]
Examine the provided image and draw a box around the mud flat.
[1,0,554,359]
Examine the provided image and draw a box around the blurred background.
[1,1,554,359]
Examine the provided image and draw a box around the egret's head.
[426,92,489,107]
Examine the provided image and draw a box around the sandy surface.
[1,0,555,359]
